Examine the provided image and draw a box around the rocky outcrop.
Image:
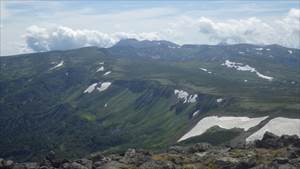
[255,132,300,149]
[1,132,300,169]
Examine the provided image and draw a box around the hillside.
[0,39,299,161]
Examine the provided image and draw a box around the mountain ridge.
[0,40,299,161]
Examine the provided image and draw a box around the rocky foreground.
[1,132,300,169]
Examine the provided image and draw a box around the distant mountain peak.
[113,38,180,48]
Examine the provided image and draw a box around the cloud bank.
[23,9,300,52]
[24,26,160,52]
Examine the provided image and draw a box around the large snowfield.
[178,116,268,142]
[246,117,300,142]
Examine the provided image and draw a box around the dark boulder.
[255,132,283,148]
[0,159,14,169]
[255,132,300,149]
[188,143,212,153]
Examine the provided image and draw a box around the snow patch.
[216,98,223,103]
[246,117,300,142]
[200,68,212,74]
[174,89,197,103]
[178,116,268,142]
[192,110,199,117]
[222,60,273,81]
[97,82,111,92]
[50,60,64,70]
[103,71,111,76]
[255,48,264,51]
[84,83,98,93]
[99,62,104,65]
[255,72,273,81]
[238,51,245,54]
[288,50,293,54]
[200,68,208,72]
[97,66,104,72]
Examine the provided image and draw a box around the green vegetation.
[0,42,299,161]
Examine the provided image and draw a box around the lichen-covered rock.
[140,160,175,169]
[119,148,151,166]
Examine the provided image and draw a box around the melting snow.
[84,82,112,93]
[255,72,273,81]
[188,94,198,103]
[97,82,111,92]
[266,48,271,51]
[246,117,300,142]
[174,89,197,103]
[178,116,268,142]
[99,62,104,65]
[255,48,264,51]
[50,60,64,70]
[288,50,293,54]
[200,68,212,74]
[97,66,104,72]
[103,71,111,76]
[104,103,108,107]
[222,60,273,81]
[244,80,248,82]
[168,46,177,49]
[238,51,245,54]
[192,110,199,117]
[84,83,98,93]
[200,68,208,72]
[216,98,223,103]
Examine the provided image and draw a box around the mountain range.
[0,39,299,162]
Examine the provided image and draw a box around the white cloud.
[23,25,160,52]
[19,8,300,53]
[167,9,300,48]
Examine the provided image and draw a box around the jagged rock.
[167,146,186,154]
[215,157,239,169]
[63,162,89,169]
[255,132,283,148]
[87,152,105,162]
[255,132,300,149]
[45,151,55,162]
[1,159,14,169]
[273,157,289,164]
[119,148,151,166]
[280,135,300,148]
[250,164,272,169]
[287,146,300,159]
[140,160,175,169]
[74,159,92,169]
[11,163,38,169]
[289,158,300,168]
[0,159,3,168]
[235,158,256,169]
[107,154,122,161]
[275,164,297,169]
[188,143,212,153]
[95,161,128,169]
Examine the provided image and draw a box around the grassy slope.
[0,44,299,161]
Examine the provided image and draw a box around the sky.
[0,0,299,56]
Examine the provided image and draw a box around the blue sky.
[1,0,299,55]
